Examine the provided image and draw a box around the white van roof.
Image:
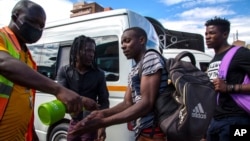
[45,9,136,29]
[162,48,212,61]
[39,8,160,52]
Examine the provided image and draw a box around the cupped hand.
[69,111,105,135]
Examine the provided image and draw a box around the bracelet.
[231,85,235,93]
[227,84,235,93]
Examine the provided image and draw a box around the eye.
[124,38,131,43]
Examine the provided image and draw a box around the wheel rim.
[50,130,67,141]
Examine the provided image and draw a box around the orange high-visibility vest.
[0,27,37,141]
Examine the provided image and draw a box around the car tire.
[49,123,69,141]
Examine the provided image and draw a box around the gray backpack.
[143,50,216,141]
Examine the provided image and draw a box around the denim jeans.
[206,116,250,141]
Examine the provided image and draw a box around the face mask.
[15,20,43,43]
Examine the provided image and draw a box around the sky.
[0,0,250,55]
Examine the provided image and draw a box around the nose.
[90,52,94,59]
[121,44,126,50]
[205,33,210,39]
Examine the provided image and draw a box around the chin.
[206,45,213,49]
[84,63,92,67]
[126,56,132,60]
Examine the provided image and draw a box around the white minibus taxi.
[31,8,159,141]
[29,8,212,141]
[162,48,213,72]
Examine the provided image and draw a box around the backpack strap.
[218,46,240,105]
[174,51,196,66]
[218,46,240,79]
[138,49,165,77]
[219,46,250,114]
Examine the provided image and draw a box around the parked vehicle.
[31,9,159,141]
[162,48,212,72]
[30,8,212,141]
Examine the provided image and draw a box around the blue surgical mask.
[15,20,43,43]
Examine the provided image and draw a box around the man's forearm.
[102,101,131,117]
[103,99,151,127]
[0,57,61,95]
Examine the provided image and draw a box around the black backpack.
[141,49,216,141]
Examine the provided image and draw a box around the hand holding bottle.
[81,96,99,111]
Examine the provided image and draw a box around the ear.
[11,13,18,21]
[223,31,229,39]
[139,36,146,44]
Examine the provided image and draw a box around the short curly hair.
[205,16,230,33]
[123,27,148,42]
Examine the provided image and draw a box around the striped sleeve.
[142,51,164,76]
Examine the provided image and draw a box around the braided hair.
[69,35,98,69]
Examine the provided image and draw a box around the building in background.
[232,40,246,47]
[70,1,113,18]
[232,30,250,48]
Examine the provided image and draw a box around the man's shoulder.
[0,30,8,52]
[237,46,250,53]
[145,49,162,56]
[58,64,71,74]
[234,47,250,59]
[144,50,163,60]
[144,49,165,66]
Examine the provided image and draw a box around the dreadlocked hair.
[69,35,98,69]
[205,16,230,33]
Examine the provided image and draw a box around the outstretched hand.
[69,111,105,135]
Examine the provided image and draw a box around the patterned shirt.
[128,50,168,136]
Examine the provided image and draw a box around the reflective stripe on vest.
[0,83,12,97]
[0,31,20,120]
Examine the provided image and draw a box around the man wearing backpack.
[68,27,168,141]
[205,17,250,141]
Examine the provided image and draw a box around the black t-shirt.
[207,46,250,119]
[57,65,110,119]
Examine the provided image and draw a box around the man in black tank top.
[205,17,250,141]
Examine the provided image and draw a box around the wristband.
[231,85,235,93]
[227,84,234,93]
